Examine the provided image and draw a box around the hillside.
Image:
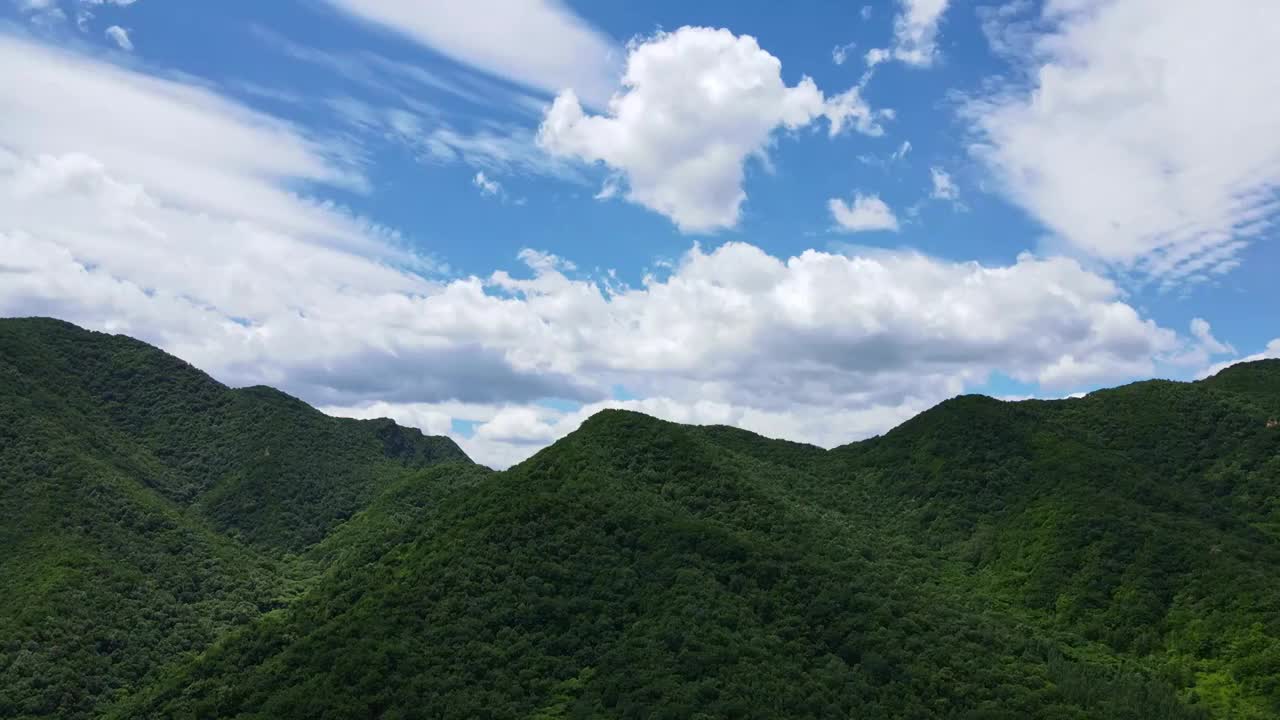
[122,374,1279,718]
[1,319,1277,719]
[0,318,470,553]
[0,318,472,719]
[826,377,1280,716]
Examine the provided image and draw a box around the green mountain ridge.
[2,317,1277,718]
[0,318,472,719]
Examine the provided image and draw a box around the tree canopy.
[2,318,1277,719]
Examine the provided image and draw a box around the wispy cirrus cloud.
[866,0,951,68]
[966,0,1280,288]
[320,0,622,107]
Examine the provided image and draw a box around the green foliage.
[0,318,470,718]
[2,318,1277,719]
[115,405,1266,719]
[0,318,468,553]
[825,375,1280,717]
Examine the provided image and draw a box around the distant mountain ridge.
[1,317,1277,719]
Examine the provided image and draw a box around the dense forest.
[0,319,470,719]
[1,317,1277,718]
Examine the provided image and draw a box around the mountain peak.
[1201,358,1280,411]
[2,317,470,549]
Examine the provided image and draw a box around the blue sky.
[2,0,1277,466]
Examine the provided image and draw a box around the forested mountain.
[2,318,1277,718]
[0,318,469,553]
[0,319,471,719]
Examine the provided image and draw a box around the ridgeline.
[2,318,1276,719]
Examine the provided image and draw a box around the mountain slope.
[121,403,1276,718]
[3,319,1277,719]
[0,318,470,552]
[0,381,280,719]
[0,318,472,719]
[826,376,1280,716]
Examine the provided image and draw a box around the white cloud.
[4,176,1181,467]
[829,193,899,232]
[867,0,951,68]
[1163,317,1234,372]
[832,41,856,66]
[539,27,889,232]
[1190,317,1233,356]
[861,5,873,20]
[930,166,959,201]
[824,86,886,137]
[1127,316,1237,376]
[324,243,1178,466]
[0,34,452,385]
[321,0,621,107]
[966,0,1280,285]
[472,170,501,196]
[104,25,132,50]
[0,35,383,250]
[0,34,1187,469]
[891,140,912,161]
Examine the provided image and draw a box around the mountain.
[0,318,469,553]
[0,318,471,719]
[2,318,1278,719]
[829,379,1280,716]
